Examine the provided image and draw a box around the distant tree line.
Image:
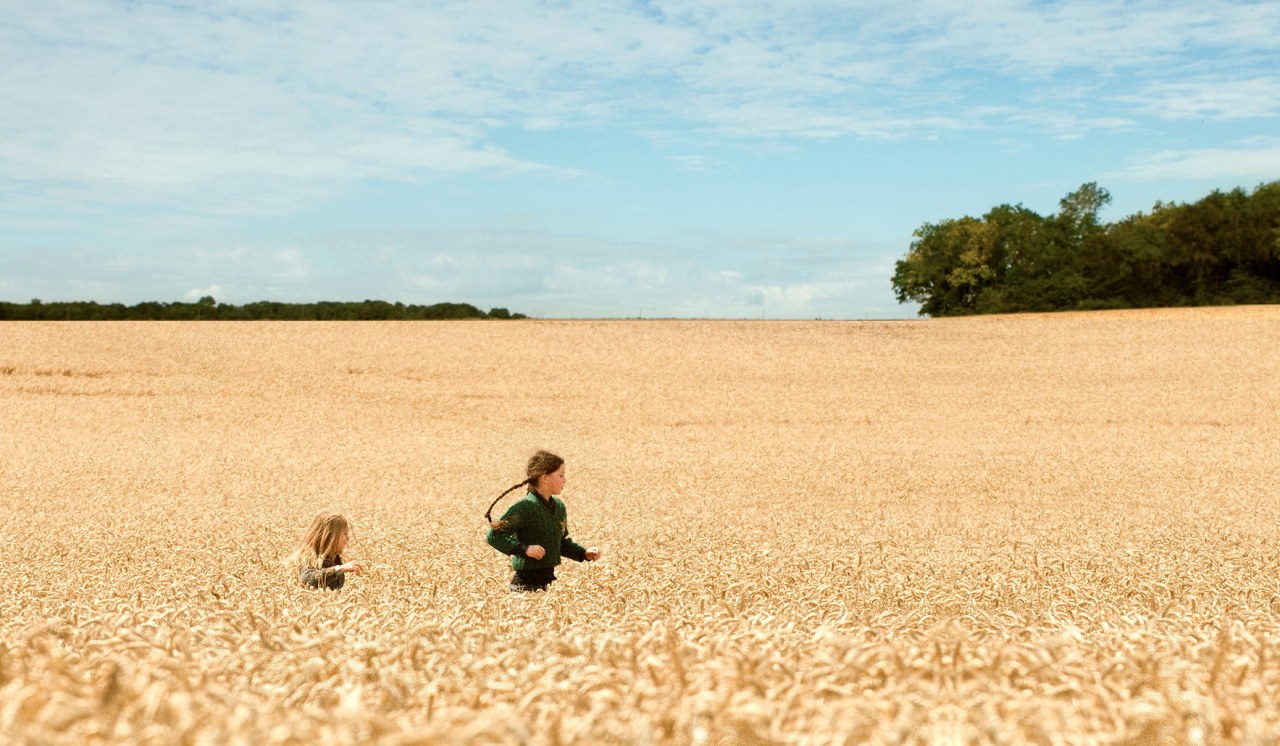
[0,297,527,321]
[892,180,1280,316]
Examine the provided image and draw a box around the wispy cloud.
[183,284,223,302]
[1106,138,1280,182]
[2,1,1276,318]
[3,1,1277,216]
[1117,78,1280,121]
[1,219,904,316]
[666,155,720,172]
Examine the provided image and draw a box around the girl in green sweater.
[486,450,601,592]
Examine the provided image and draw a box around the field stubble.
[2,307,1279,744]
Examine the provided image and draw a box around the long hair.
[286,512,350,570]
[485,450,564,529]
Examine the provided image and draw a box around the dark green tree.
[893,180,1280,316]
[893,217,993,316]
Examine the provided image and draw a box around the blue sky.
[3,1,1279,318]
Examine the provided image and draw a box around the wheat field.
[2,308,1279,745]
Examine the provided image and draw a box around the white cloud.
[625,261,670,285]
[739,276,873,316]
[183,285,223,302]
[900,1,1280,77]
[1117,78,1280,121]
[0,216,915,316]
[667,155,719,172]
[277,249,310,280]
[1,1,1275,320]
[3,0,1276,218]
[1106,140,1280,182]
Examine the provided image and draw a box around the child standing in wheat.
[486,450,601,592]
[288,512,363,590]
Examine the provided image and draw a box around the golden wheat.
[2,308,1279,744]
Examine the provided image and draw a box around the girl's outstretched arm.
[561,532,589,562]
[300,561,360,589]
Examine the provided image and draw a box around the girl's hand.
[525,545,546,560]
[340,562,364,575]
[584,547,601,561]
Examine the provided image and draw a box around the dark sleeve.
[559,504,588,562]
[486,502,526,556]
[300,566,345,590]
[561,535,588,562]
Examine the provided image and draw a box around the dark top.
[486,491,588,570]
[300,555,344,590]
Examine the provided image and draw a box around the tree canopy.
[892,181,1280,316]
[0,299,527,321]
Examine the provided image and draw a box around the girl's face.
[336,530,350,554]
[537,464,567,496]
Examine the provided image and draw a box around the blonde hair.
[485,450,565,528]
[287,512,350,570]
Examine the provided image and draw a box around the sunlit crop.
[3,308,1279,744]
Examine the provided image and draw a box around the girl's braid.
[485,479,533,529]
[486,450,564,529]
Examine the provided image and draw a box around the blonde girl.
[288,512,363,590]
[486,450,600,592]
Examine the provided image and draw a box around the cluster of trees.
[892,181,1280,316]
[0,297,527,321]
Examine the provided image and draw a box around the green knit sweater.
[486,491,588,570]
